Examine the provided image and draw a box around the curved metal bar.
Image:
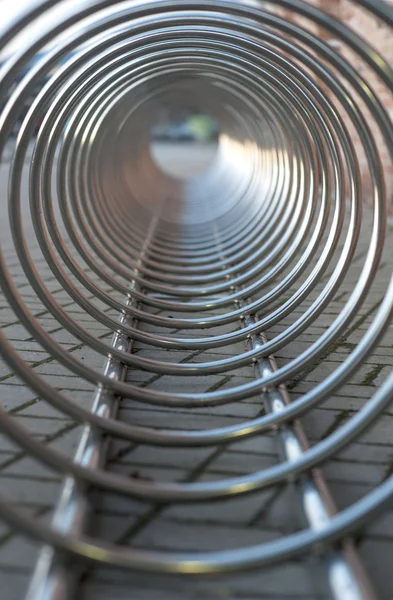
[0,1,392,599]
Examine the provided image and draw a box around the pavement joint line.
[286,314,381,391]
[319,410,352,440]
[137,348,206,389]
[12,414,71,422]
[0,505,50,548]
[247,486,286,527]
[117,404,256,418]
[360,364,386,386]
[119,512,294,534]
[111,443,228,547]
[0,473,61,482]
[0,421,79,472]
[345,299,384,337]
[205,374,232,392]
[107,442,138,464]
[380,460,393,483]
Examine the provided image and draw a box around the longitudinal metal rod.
[25,210,160,600]
[25,313,132,600]
[245,316,377,600]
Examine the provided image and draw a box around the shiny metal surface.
[25,306,133,600]
[246,317,376,600]
[0,0,392,598]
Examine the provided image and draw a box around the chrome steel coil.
[0,1,393,599]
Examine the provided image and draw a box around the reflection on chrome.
[0,1,392,600]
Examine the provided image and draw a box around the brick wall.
[270,0,393,212]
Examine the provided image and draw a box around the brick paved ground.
[1,142,393,600]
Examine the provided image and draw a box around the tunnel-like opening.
[0,2,393,598]
[149,110,219,180]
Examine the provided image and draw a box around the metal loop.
[0,0,393,596]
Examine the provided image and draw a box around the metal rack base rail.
[0,1,393,599]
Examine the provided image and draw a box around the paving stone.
[90,560,326,598]
[131,518,280,551]
[1,384,38,411]
[164,485,276,525]
[0,535,40,569]
[0,571,31,600]
[208,450,276,475]
[358,537,393,599]
[125,445,213,470]
[12,416,74,437]
[0,475,61,506]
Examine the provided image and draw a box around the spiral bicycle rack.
[0,1,393,598]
